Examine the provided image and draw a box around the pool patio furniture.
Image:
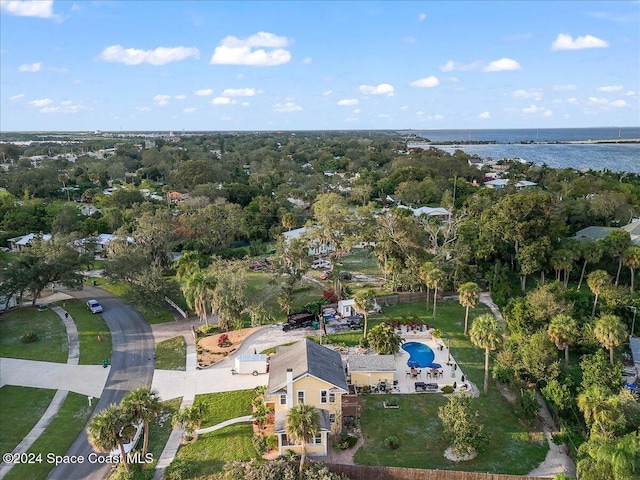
[414,382,439,392]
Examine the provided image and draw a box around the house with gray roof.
[265,339,348,457]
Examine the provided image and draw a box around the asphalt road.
[46,285,155,480]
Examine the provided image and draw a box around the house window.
[297,391,305,405]
[320,390,328,404]
[329,413,336,424]
[279,394,287,405]
[312,434,322,444]
[282,434,297,446]
[329,392,336,403]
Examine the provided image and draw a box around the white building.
[282,227,335,256]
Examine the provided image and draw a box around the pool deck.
[352,332,469,395]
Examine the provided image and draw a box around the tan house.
[347,354,396,388]
[265,339,348,456]
[166,190,190,204]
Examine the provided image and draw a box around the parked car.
[249,262,263,271]
[86,299,103,314]
[311,259,331,270]
[320,269,333,280]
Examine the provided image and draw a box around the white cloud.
[10,93,25,101]
[337,99,359,106]
[521,104,552,116]
[567,97,579,104]
[153,94,171,106]
[400,105,408,111]
[99,45,200,65]
[273,102,302,112]
[352,108,361,114]
[184,107,197,113]
[136,106,151,112]
[1,0,54,18]
[211,97,235,105]
[359,83,394,96]
[40,103,87,114]
[553,84,577,92]
[432,114,444,120]
[551,33,608,51]
[410,76,439,88]
[479,111,491,119]
[222,88,256,97]
[194,89,213,96]
[28,98,53,107]
[322,90,333,96]
[175,94,186,100]
[48,66,68,73]
[302,57,312,64]
[512,88,542,100]
[597,85,623,92]
[439,60,482,72]
[19,62,41,72]
[418,13,426,22]
[210,32,291,66]
[588,96,608,105]
[611,99,627,107]
[484,58,521,72]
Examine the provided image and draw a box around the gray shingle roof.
[630,337,640,365]
[574,226,615,241]
[267,339,347,394]
[347,354,396,372]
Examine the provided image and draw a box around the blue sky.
[1,0,638,131]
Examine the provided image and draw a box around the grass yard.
[354,392,547,474]
[0,386,57,454]
[336,247,382,277]
[155,336,186,370]
[0,307,68,362]
[172,390,257,476]
[351,299,548,474]
[59,300,111,365]
[4,392,94,480]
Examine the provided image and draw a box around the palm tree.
[469,313,503,395]
[604,230,631,286]
[354,289,375,339]
[594,314,628,365]
[577,240,603,291]
[121,386,161,456]
[181,268,215,326]
[367,323,403,355]
[547,314,579,365]
[285,403,320,473]
[623,245,640,291]
[87,404,131,473]
[578,432,640,480]
[587,270,611,317]
[429,267,445,321]
[419,261,434,311]
[458,282,479,335]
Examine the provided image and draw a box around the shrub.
[165,459,198,480]
[516,389,539,424]
[267,434,279,451]
[252,434,268,455]
[384,436,399,449]
[218,334,231,347]
[441,385,455,394]
[197,325,216,336]
[20,331,38,343]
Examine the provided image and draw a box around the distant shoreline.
[423,139,640,147]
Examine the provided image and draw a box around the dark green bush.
[251,434,268,454]
[20,331,38,343]
[164,459,198,480]
[383,436,399,449]
[441,385,455,394]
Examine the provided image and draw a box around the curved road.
[47,285,155,480]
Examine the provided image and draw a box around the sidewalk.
[0,304,99,480]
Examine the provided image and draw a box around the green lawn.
[4,392,94,480]
[0,307,68,362]
[59,300,111,365]
[336,247,382,277]
[0,386,57,455]
[352,300,549,474]
[156,336,186,370]
[172,390,257,476]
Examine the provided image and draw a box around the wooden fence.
[323,292,428,312]
[325,464,546,480]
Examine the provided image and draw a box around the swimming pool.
[402,342,438,368]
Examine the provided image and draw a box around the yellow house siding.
[351,371,395,387]
[293,376,343,409]
[279,432,328,456]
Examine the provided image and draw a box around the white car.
[311,259,331,270]
[86,299,103,314]
[109,422,143,456]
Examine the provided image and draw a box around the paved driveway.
[47,286,154,480]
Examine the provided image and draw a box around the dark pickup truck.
[283,311,317,332]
